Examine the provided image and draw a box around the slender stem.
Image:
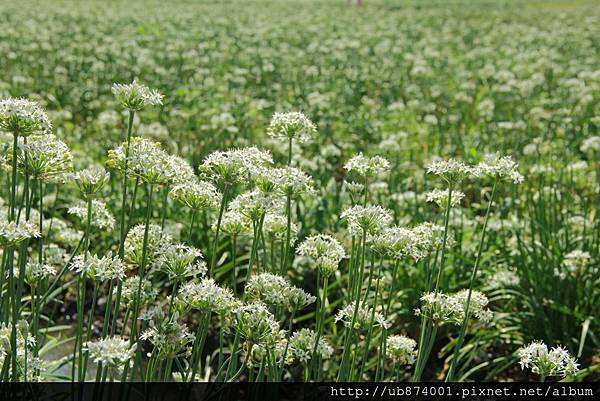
[209,186,229,277]
[127,183,154,381]
[446,177,497,382]
[433,183,453,292]
[188,210,196,244]
[280,191,292,276]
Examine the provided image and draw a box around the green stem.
[209,186,229,278]
[446,177,497,382]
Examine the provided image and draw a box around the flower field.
[0,0,599,383]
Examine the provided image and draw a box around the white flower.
[341,204,393,236]
[296,234,346,276]
[170,180,221,211]
[0,98,52,135]
[0,220,41,247]
[563,250,591,276]
[487,269,520,289]
[68,199,115,230]
[267,112,317,143]
[111,80,163,110]
[234,302,280,344]
[69,252,126,282]
[416,290,492,325]
[580,136,600,153]
[289,328,333,363]
[17,134,72,182]
[107,137,170,185]
[517,341,579,378]
[476,153,524,184]
[201,147,273,186]
[70,166,109,198]
[178,278,237,315]
[85,336,136,375]
[426,188,465,208]
[154,243,206,280]
[387,335,417,365]
[426,158,476,183]
[245,273,316,312]
[344,153,390,178]
[335,301,389,330]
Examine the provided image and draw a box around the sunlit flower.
[169,180,221,211]
[70,166,109,198]
[85,336,136,376]
[335,301,389,330]
[425,188,465,208]
[344,153,390,179]
[341,204,393,236]
[178,278,237,315]
[68,199,115,230]
[476,153,524,184]
[16,134,72,182]
[0,98,52,135]
[296,234,346,276]
[112,80,163,111]
[387,335,417,365]
[415,290,492,325]
[267,112,316,143]
[517,341,579,378]
[0,220,41,247]
[154,243,206,280]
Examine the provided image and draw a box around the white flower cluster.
[387,334,417,365]
[85,336,136,375]
[70,166,109,198]
[153,243,206,281]
[217,209,251,236]
[68,199,115,230]
[121,276,157,309]
[335,301,389,330]
[344,153,390,178]
[69,252,126,282]
[341,204,393,236]
[107,137,170,185]
[124,224,172,268]
[426,158,476,183]
[22,262,57,286]
[245,273,316,312]
[563,250,591,276]
[425,188,465,208]
[477,153,524,184]
[0,220,41,247]
[111,80,163,111]
[267,112,317,143]
[289,328,333,363]
[17,134,73,182]
[268,166,315,197]
[178,278,237,315]
[263,212,299,242]
[296,234,346,276]
[369,222,444,261]
[234,302,280,344]
[201,147,273,186]
[141,311,195,359]
[580,136,600,153]
[169,180,221,211]
[228,190,283,222]
[416,290,493,325]
[0,320,42,381]
[517,341,579,378]
[487,269,520,290]
[0,98,52,135]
